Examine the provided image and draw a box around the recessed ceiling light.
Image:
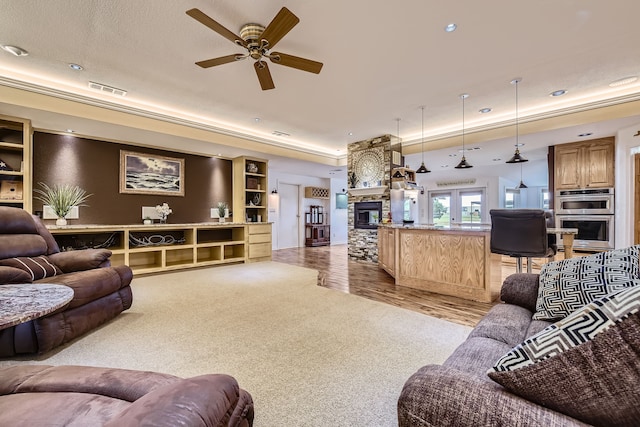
[65,129,75,133]
[254,117,261,123]
[348,132,353,136]
[69,63,83,71]
[0,44,28,56]
[479,107,492,114]
[448,153,458,157]
[578,132,593,137]
[492,158,502,162]
[441,165,449,168]
[445,23,457,32]
[609,76,638,87]
[550,89,567,97]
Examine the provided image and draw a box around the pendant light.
[416,106,430,173]
[517,162,528,189]
[454,93,472,169]
[506,78,528,164]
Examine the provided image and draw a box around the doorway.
[278,183,301,249]
[635,154,640,244]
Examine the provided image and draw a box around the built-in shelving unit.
[233,156,268,224]
[49,223,271,275]
[0,114,32,212]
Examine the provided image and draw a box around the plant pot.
[143,219,152,225]
[56,217,67,226]
[219,217,225,223]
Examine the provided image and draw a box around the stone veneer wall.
[347,134,393,263]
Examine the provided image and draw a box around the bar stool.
[489,209,557,273]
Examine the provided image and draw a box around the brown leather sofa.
[0,206,133,356]
[0,364,254,426]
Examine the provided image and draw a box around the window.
[428,188,486,225]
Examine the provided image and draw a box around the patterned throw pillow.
[533,245,640,320]
[489,286,640,426]
[0,256,63,281]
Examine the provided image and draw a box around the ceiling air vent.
[88,81,127,97]
[272,130,290,137]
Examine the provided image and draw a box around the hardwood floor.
[272,245,499,327]
[273,244,574,327]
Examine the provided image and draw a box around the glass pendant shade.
[455,93,472,169]
[416,106,430,173]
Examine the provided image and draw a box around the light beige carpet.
[1,262,472,426]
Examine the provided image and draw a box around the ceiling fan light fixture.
[454,93,472,169]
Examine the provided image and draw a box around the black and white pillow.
[533,245,640,320]
[489,286,640,425]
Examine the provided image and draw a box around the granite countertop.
[378,223,491,231]
[46,222,271,230]
[0,284,74,330]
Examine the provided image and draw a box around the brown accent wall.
[33,132,232,225]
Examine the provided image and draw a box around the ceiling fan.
[186,7,323,90]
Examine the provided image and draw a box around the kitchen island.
[378,224,501,303]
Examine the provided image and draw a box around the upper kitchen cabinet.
[0,115,32,212]
[554,137,614,190]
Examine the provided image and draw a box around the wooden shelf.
[233,156,269,224]
[48,223,271,274]
[0,114,32,212]
[304,186,329,199]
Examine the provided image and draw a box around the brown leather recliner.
[0,206,133,356]
[0,365,254,426]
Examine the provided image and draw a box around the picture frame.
[119,150,184,196]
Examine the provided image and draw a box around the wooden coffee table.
[0,283,74,330]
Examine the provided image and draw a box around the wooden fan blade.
[254,61,275,90]
[270,52,323,74]
[259,7,299,50]
[196,54,243,68]
[186,8,247,48]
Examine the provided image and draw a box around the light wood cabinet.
[49,223,271,274]
[377,226,395,276]
[555,138,614,189]
[247,223,272,261]
[233,156,268,223]
[0,115,32,212]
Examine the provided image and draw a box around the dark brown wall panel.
[33,132,232,225]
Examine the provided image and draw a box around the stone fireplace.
[347,134,401,262]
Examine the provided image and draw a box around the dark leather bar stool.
[489,209,557,273]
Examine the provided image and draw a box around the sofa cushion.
[0,235,48,259]
[48,249,112,273]
[0,266,32,284]
[489,286,640,426]
[533,245,640,320]
[0,257,62,281]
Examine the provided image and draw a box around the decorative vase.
[219,217,225,223]
[159,216,167,224]
[56,217,67,226]
[143,219,152,225]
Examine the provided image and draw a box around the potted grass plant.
[33,182,92,226]
[217,202,228,222]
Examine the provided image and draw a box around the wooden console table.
[0,284,74,330]
[48,222,272,275]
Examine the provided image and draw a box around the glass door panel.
[430,193,451,226]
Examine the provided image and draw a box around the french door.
[428,188,486,226]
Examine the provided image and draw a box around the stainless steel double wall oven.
[555,188,615,251]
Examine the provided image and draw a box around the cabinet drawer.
[249,242,272,258]
[249,233,271,244]
[248,224,271,234]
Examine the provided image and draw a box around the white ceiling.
[1,0,639,181]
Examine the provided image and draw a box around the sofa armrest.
[104,374,254,427]
[47,249,112,273]
[500,273,540,312]
[398,365,588,427]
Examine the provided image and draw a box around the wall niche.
[33,132,232,225]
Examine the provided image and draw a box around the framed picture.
[119,151,184,196]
